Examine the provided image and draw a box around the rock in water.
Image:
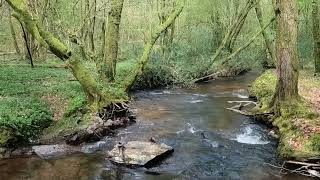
[32,145,79,159]
[107,141,174,167]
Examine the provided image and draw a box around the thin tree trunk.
[193,17,275,84]
[89,0,96,53]
[123,2,184,91]
[312,0,320,74]
[224,17,275,63]
[272,0,300,115]
[101,0,124,82]
[255,1,275,67]
[9,13,20,54]
[226,0,257,52]
[19,21,34,68]
[210,0,256,66]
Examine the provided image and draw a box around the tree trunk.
[6,0,104,109]
[312,0,320,74]
[255,1,275,67]
[9,13,20,54]
[89,0,96,53]
[272,0,300,115]
[19,20,34,68]
[123,2,184,91]
[210,0,256,66]
[101,0,124,82]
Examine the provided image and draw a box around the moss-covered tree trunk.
[312,0,320,74]
[272,0,300,115]
[210,0,256,65]
[99,0,124,82]
[5,0,105,109]
[123,2,184,91]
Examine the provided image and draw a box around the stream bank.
[249,69,320,161]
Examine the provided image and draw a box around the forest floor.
[0,61,85,147]
[250,69,320,161]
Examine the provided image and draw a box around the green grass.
[0,64,85,147]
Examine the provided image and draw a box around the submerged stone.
[107,141,174,167]
[32,145,79,159]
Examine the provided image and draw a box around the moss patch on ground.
[250,69,320,160]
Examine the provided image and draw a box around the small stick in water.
[149,137,157,143]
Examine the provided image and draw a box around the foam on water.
[187,123,200,134]
[204,139,219,148]
[193,93,208,97]
[232,89,249,99]
[187,99,203,104]
[234,126,269,145]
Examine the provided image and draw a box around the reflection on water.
[0,73,312,180]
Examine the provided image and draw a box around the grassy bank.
[250,70,320,160]
[0,63,86,146]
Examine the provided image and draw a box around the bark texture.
[100,0,124,82]
[272,0,300,114]
[312,0,320,74]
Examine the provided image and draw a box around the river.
[0,74,311,179]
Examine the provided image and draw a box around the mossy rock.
[0,129,14,147]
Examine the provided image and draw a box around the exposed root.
[65,103,136,146]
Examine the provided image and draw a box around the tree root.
[65,103,136,146]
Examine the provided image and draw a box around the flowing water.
[0,74,311,180]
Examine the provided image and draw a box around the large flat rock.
[107,141,174,167]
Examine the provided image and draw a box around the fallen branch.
[226,100,257,116]
[266,161,320,178]
[285,161,320,167]
[192,72,220,83]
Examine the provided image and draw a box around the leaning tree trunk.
[312,0,320,74]
[255,0,275,67]
[100,0,124,82]
[210,0,256,66]
[271,0,300,116]
[123,2,184,91]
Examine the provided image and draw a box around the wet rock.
[268,130,279,139]
[107,141,174,168]
[80,141,108,153]
[11,147,34,157]
[32,144,79,159]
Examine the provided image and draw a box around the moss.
[249,69,277,112]
[251,70,320,160]
[309,134,320,151]
[0,129,14,147]
[65,96,87,117]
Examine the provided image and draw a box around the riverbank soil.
[250,69,320,161]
